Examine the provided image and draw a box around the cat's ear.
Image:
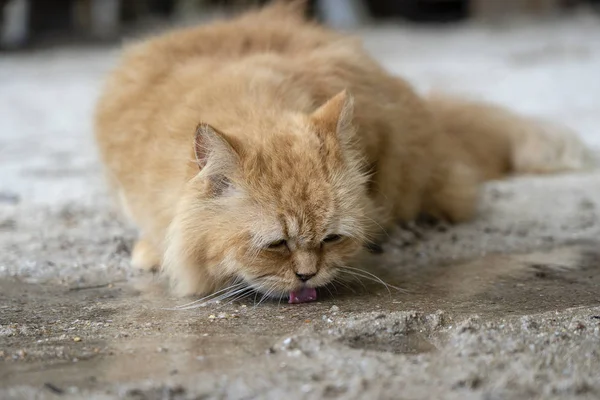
[310,89,355,144]
[194,123,240,171]
[193,124,241,198]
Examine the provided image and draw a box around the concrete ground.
[1,10,600,400]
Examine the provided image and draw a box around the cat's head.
[164,91,376,300]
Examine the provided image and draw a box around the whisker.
[254,293,269,308]
[206,284,251,303]
[254,284,279,308]
[175,285,251,310]
[323,285,335,299]
[329,282,340,294]
[338,266,406,295]
[250,278,279,301]
[215,287,252,303]
[331,278,357,294]
[251,280,270,307]
[165,282,246,310]
[215,288,255,309]
[336,271,367,291]
[254,293,268,308]
[364,215,390,240]
[339,266,399,287]
[253,289,260,306]
[202,286,257,312]
[338,270,391,295]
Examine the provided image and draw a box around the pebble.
[288,349,303,357]
[301,384,313,393]
[73,337,82,342]
[568,320,586,331]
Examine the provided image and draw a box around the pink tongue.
[288,287,318,304]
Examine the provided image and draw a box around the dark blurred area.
[1,0,599,50]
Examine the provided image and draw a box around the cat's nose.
[295,272,316,282]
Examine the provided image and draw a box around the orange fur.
[94,3,592,297]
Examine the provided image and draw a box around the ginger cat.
[95,2,592,303]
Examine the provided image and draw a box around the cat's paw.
[131,239,161,272]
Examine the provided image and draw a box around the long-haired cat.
[95,1,593,303]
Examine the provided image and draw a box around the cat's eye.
[322,234,343,244]
[266,239,287,250]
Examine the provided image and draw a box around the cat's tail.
[426,92,596,180]
[506,119,596,175]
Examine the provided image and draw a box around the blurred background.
[1,0,600,50]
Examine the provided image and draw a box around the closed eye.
[266,239,287,250]
[322,234,343,244]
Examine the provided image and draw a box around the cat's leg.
[366,148,432,245]
[370,160,423,229]
[131,238,161,272]
[422,158,481,223]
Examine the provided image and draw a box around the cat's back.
[98,4,336,109]
[94,3,342,158]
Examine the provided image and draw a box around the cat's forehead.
[256,164,334,219]
[240,136,337,237]
[243,133,329,183]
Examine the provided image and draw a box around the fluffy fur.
[95,2,592,298]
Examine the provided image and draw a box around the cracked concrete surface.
[2,11,600,400]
